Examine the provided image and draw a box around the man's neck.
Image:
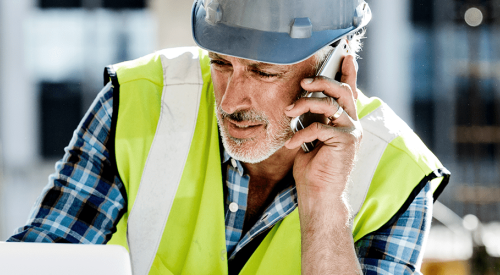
[239,146,300,236]
[242,146,299,187]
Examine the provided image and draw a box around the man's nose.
[220,70,253,114]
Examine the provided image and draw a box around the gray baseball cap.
[191,0,372,64]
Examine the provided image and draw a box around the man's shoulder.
[358,95,413,144]
[116,46,201,64]
[351,94,447,242]
[356,92,443,178]
[357,92,427,152]
[118,46,203,69]
[156,46,203,61]
[110,47,205,86]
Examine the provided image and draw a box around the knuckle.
[313,122,321,129]
[318,75,339,87]
[341,82,353,93]
[347,131,362,147]
[323,96,335,107]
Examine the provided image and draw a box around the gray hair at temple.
[314,29,366,72]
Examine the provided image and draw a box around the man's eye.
[210,60,228,66]
[255,70,278,78]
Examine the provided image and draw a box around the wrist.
[298,193,352,230]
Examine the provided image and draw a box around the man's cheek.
[211,77,227,103]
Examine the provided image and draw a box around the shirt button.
[231,158,237,168]
[229,202,238,213]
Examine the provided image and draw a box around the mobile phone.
[289,38,351,152]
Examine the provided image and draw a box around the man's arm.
[7,83,126,243]
[285,55,363,274]
[297,185,361,274]
[356,183,432,275]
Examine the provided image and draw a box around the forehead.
[208,52,298,71]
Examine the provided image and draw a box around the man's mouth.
[225,118,265,139]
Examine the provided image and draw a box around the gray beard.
[215,105,293,164]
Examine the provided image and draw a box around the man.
[9,0,449,274]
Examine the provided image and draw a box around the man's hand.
[284,55,363,274]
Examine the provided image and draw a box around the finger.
[285,96,354,128]
[284,122,357,150]
[340,55,358,101]
[300,76,357,120]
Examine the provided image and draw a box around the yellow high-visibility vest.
[105,47,449,275]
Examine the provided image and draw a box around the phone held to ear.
[289,38,352,152]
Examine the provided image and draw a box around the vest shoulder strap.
[351,92,449,241]
[115,47,204,275]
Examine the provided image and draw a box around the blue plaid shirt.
[9,84,433,274]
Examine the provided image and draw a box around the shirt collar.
[222,148,245,176]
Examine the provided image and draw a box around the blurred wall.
[0,0,37,169]
[149,0,195,49]
[363,0,413,125]
[0,0,38,240]
[0,0,156,240]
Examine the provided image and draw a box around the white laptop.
[0,242,132,275]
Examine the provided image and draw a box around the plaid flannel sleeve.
[356,183,432,274]
[7,82,126,244]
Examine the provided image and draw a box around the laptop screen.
[0,242,132,275]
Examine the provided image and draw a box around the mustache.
[218,105,268,124]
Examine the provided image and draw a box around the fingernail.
[303,78,313,84]
[285,104,294,111]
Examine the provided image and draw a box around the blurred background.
[0,0,499,274]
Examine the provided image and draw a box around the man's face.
[209,52,316,163]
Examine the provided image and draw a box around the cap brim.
[192,1,365,65]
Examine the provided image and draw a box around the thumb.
[340,55,358,100]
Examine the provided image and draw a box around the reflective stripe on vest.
[105,47,449,275]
